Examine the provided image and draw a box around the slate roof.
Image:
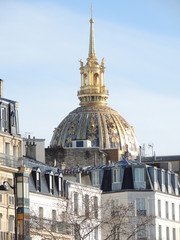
[23,156,180,197]
[23,157,60,197]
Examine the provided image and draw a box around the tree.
[101,201,154,240]
[30,188,154,240]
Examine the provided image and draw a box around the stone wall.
[45,147,108,168]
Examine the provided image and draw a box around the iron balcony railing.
[0,153,20,168]
[0,232,15,240]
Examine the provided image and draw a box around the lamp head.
[0,184,9,191]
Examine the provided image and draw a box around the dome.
[50,14,139,158]
[51,105,139,157]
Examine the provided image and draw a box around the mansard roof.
[58,159,180,196]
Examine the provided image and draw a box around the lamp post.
[0,179,17,240]
[0,166,31,240]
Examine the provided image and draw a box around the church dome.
[50,12,139,157]
[51,105,139,156]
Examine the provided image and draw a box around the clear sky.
[0,0,180,156]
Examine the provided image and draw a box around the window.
[159,225,162,240]
[94,196,98,219]
[162,171,165,185]
[92,171,100,186]
[36,171,41,192]
[136,198,146,216]
[76,141,83,147]
[58,176,62,193]
[55,173,63,195]
[175,175,178,194]
[154,169,157,182]
[173,228,176,240]
[172,203,175,220]
[45,170,54,194]
[158,199,161,217]
[74,223,81,240]
[165,201,169,219]
[134,168,145,189]
[85,194,89,217]
[51,210,57,232]
[7,178,13,194]
[0,194,2,203]
[5,142,10,160]
[112,168,120,183]
[94,227,98,240]
[39,207,43,227]
[166,227,169,240]
[49,175,54,194]
[137,225,146,239]
[0,213,2,230]
[8,215,14,232]
[32,167,41,192]
[1,107,7,131]
[111,227,120,240]
[9,195,14,205]
[13,146,17,160]
[111,199,119,217]
[74,192,78,215]
[135,168,144,182]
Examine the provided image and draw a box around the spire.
[77,6,109,106]
[88,4,96,58]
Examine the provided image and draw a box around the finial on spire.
[88,2,96,58]
[91,2,93,19]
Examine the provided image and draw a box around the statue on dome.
[101,58,105,67]
[79,59,83,68]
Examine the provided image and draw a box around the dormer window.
[161,170,166,192]
[154,168,157,182]
[134,167,145,189]
[32,167,41,192]
[45,170,54,194]
[92,170,100,186]
[55,172,63,196]
[172,174,179,195]
[1,107,8,131]
[112,168,120,183]
[162,171,165,185]
[135,168,144,182]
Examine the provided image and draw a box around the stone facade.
[45,147,107,168]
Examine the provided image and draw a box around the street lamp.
[0,180,17,240]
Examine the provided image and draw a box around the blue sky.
[0,0,180,156]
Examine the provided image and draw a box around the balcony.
[0,153,19,169]
[0,232,15,240]
[137,210,146,216]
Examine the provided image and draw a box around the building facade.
[23,157,102,240]
[0,79,22,239]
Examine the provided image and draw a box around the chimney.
[76,171,81,183]
[0,79,3,98]
[54,159,57,167]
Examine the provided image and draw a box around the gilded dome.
[51,105,139,156]
[50,13,139,157]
